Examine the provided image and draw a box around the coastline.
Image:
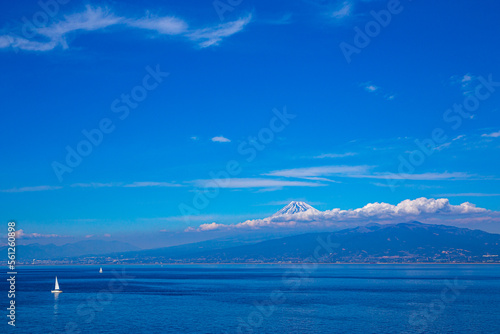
[6,262,500,266]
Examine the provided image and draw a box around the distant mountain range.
[6,201,500,264]
[15,220,495,264]
[0,240,139,262]
[109,221,499,264]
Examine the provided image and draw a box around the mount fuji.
[272,201,320,217]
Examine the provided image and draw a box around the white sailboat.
[51,276,62,293]
[99,267,103,274]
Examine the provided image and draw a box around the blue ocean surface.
[1,264,499,333]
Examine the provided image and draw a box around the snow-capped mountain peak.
[272,201,319,216]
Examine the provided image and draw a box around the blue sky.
[1,0,500,246]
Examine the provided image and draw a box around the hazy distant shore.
[5,262,500,266]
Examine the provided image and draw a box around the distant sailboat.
[51,276,62,293]
[99,267,103,274]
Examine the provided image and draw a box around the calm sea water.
[1,264,499,333]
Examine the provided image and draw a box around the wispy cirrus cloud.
[71,182,118,188]
[127,14,188,35]
[331,1,353,19]
[191,178,325,190]
[434,193,500,197]
[358,172,477,181]
[71,181,182,188]
[123,182,183,188]
[0,6,251,52]
[2,181,183,192]
[314,152,357,159]
[188,14,252,48]
[0,185,63,193]
[435,134,466,151]
[265,165,479,181]
[3,6,122,51]
[265,165,371,178]
[2,167,481,195]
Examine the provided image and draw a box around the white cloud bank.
[482,130,500,138]
[211,136,231,143]
[189,197,498,231]
[0,6,252,52]
[15,229,62,239]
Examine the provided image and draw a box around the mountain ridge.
[0,239,140,262]
[65,221,500,264]
[6,220,500,264]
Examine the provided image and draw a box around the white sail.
[51,276,62,293]
[99,267,103,273]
